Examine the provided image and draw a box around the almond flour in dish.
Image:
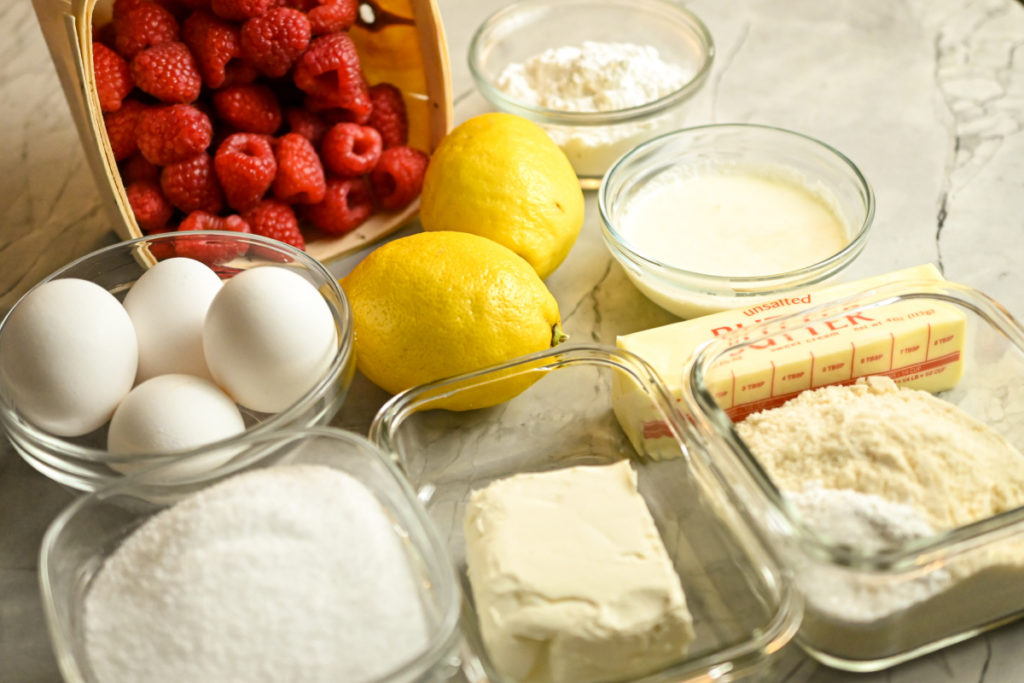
[737,375,1024,531]
[736,375,1024,655]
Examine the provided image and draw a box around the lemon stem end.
[551,323,569,347]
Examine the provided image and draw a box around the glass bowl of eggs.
[0,230,355,492]
[468,0,714,188]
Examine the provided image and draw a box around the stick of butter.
[463,461,694,683]
[614,264,967,457]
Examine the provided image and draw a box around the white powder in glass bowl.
[785,483,951,622]
[495,41,694,179]
[496,41,689,112]
[84,465,431,683]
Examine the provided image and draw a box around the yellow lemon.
[419,112,585,280]
[340,231,566,411]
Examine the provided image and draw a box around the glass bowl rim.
[683,278,1024,570]
[369,342,804,682]
[467,0,716,126]
[38,425,464,683]
[598,122,876,288]
[0,230,355,468]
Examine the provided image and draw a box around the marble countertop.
[2,0,1024,680]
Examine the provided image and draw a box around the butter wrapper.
[614,264,967,457]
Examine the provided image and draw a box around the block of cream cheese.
[463,461,694,683]
[614,264,967,457]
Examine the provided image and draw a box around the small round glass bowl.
[39,427,462,683]
[0,231,356,493]
[468,0,714,188]
[599,123,875,319]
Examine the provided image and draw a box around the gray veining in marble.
[1,0,1023,681]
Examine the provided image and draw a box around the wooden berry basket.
[30,0,453,264]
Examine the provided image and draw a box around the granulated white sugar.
[84,465,431,683]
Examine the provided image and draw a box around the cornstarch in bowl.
[495,41,692,178]
[469,0,714,186]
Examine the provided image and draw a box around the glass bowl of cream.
[468,0,714,189]
[599,123,875,319]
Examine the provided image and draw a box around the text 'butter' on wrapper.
[613,264,967,458]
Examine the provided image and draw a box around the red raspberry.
[131,42,202,103]
[293,33,371,124]
[221,59,261,88]
[240,8,310,78]
[370,145,428,211]
[210,0,275,22]
[112,0,156,27]
[181,10,251,89]
[214,133,278,211]
[367,82,408,149]
[273,133,326,204]
[114,2,180,59]
[120,154,161,184]
[112,0,183,19]
[136,104,212,165]
[320,122,381,176]
[175,211,252,264]
[307,0,357,35]
[161,152,224,213]
[176,0,213,10]
[306,103,361,123]
[211,84,282,135]
[243,199,305,249]
[126,179,174,231]
[304,176,372,234]
[103,99,147,161]
[303,93,370,125]
[284,107,329,145]
[94,21,118,48]
[93,42,134,113]
[145,229,178,261]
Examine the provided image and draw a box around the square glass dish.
[40,427,463,683]
[679,279,1024,671]
[370,345,800,683]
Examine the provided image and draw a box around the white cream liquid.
[619,166,850,277]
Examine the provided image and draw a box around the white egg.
[203,267,338,413]
[123,257,222,382]
[0,278,137,437]
[107,374,245,476]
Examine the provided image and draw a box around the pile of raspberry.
[93,0,430,253]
